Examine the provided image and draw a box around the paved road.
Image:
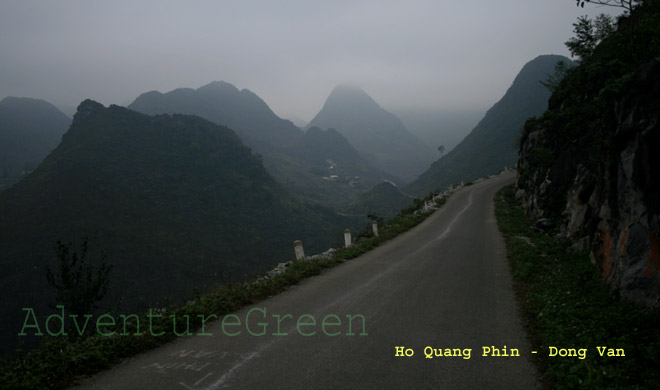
[74,171,539,389]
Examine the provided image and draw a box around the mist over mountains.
[308,84,436,183]
[0,100,355,355]
[0,97,70,189]
[407,54,571,195]
[0,52,581,359]
[394,108,483,156]
[130,81,302,151]
[128,82,394,210]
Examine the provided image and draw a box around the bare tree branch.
[575,0,640,12]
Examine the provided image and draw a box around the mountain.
[0,97,70,189]
[266,126,396,209]
[517,1,660,306]
[407,55,571,196]
[0,100,352,356]
[128,81,391,210]
[293,126,362,165]
[308,84,436,183]
[129,81,303,151]
[346,181,413,219]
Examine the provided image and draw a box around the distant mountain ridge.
[129,81,392,210]
[130,81,302,150]
[0,97,70,188]
[293,126,361,165]
[346,181,413,219]
[407,54,571,195]
[0,100,351,356]
[308,84,436,183]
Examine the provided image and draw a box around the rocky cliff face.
[516,59,660,306]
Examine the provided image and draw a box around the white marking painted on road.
[202,186,482,389]
[179,371,216,389]
[203,348,271,389]
[280,186,477,324]
[179,371,215,389]
[195,372,214,385]
[434,189,473,241]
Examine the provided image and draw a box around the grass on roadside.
[495,184,660,390]
[0,194,443,390]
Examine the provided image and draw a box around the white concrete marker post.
[294,240,305,260]
[344,229,352,248]
[372,221,379,237]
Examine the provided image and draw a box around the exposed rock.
[262,261,293,279]
[569,236,590,252]
[533,218,555,233]
[517,59,660,306]
[308,248,337,261]
[515,235,536,247]
[260,248,339,280]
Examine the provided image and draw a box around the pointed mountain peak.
[332,83,367,94]
[309,84,435,182]
[324,84,380,112]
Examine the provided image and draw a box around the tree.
[565,14,615,61]
[46,239,112,316]
[437,145,445,156]
[594,13,616,40]
[541,60,574,92]
[575,0,641,12]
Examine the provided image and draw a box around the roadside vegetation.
[0,193,445,390]
[495,185,660,390]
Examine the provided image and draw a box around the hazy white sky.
[0,0,622,121]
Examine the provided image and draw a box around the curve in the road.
[74,171,539,390]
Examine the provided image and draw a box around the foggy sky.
[0,0,622,122]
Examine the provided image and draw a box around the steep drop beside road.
[74,172,538,390]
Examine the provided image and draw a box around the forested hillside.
[516,0,660,305]
[0,100,351,355]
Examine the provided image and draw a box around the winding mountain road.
[74,171,539,389]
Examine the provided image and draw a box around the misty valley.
[1,1,659,388]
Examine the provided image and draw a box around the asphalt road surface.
[74,171,539,389]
